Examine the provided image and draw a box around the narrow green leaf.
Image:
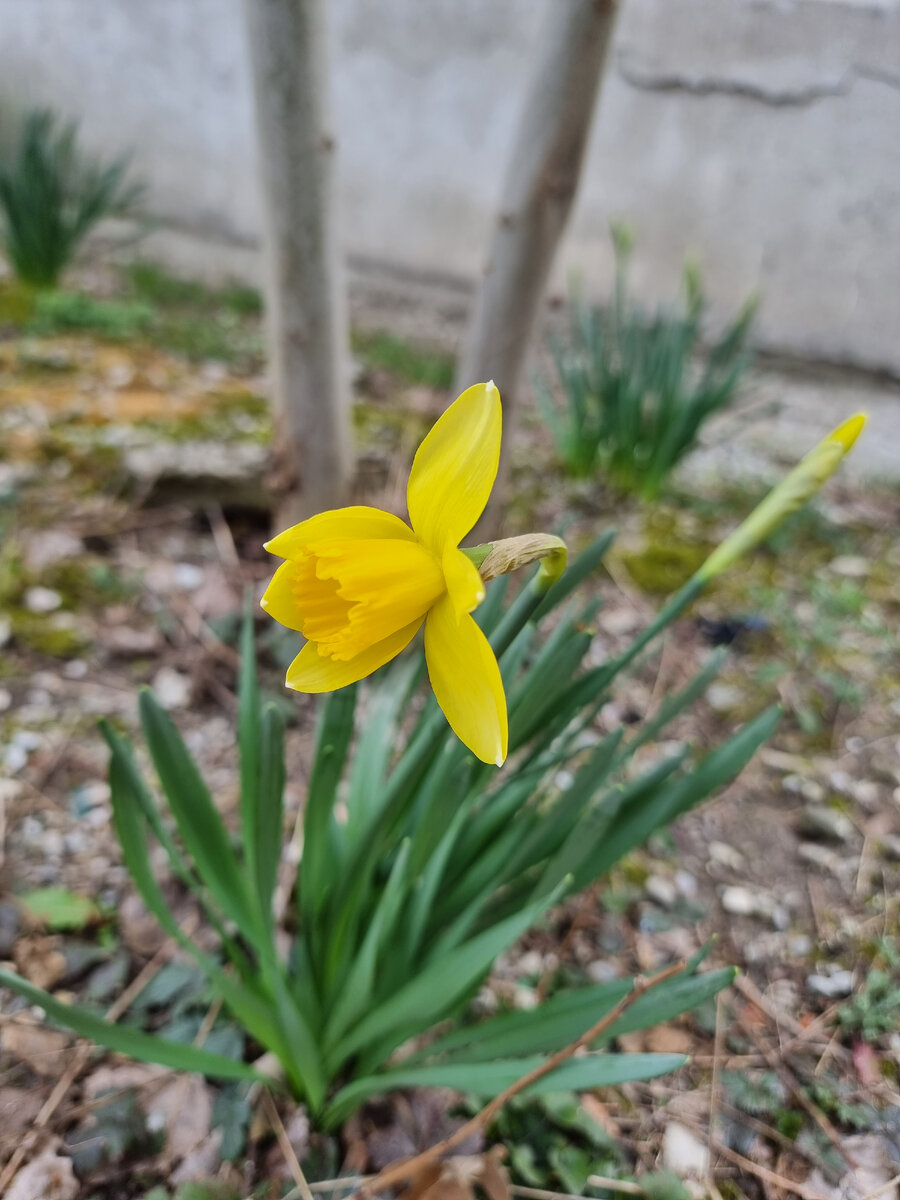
[620,646,728,761]
[608,967,737,1041]
[300,684,357,923]
[324,1052,687,1128]
[489,575,546,658]
[0,967,266,1083]
[509,622,594,748]
[434,808,535,936]
[448,770,544,879]
[112,704,305,1103]
[328,884,565,1070]
[583,707,780,888]
[268,967,327,1112]
[255,703,285,930]
[322,705,448,988]
[138,689,255,938]
[405,741,476,880]
[498,730,624,890]
[532,532,617,622]
[102,721,288,1059]
[100,719,256,986]
[238,594,261,909]
[499,624,538,690]
[418,968,734,1065]
[404,797,473,961]
[537,752,687,898]
[416,978,629,1063]
[345,660,418,844]
[324,840,412,1046]
[429,828,529,957]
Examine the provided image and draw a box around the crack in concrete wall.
[617,59,900,106]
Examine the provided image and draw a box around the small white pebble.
[675,870,698,898]
[152,666,192,710]
[24,586,63,613]
[807,970,854,998]
[646,875,677,908]
[513,986,538,1011]
[709,840,745,870]
[173,562,205,591]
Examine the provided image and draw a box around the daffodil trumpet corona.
[261,382,567,767]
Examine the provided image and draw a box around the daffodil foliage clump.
[0,389,865,1129]
[0,552,752,1126]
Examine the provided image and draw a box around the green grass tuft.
[352,328,454,390]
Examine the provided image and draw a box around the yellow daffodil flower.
[261,382,508,766]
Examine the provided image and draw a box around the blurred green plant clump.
[0,106,144,288]
[537,227,757,496]
[0,545,763,1127]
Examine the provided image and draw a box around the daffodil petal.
[442,546,486,620]
[265,505,416,561]
[424,595,507,766]
[407,381,501,553]
[260,559,310,632]
[285,618,424,692]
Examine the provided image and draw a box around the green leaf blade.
[0,967,267,1084]
[325,1052,687,1128]
[138,688,255,939]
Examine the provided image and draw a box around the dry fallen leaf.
[149,1074,214,1161]
[852,1039,881,1089]
[475,1147,509,1200]
[1,1021,70,1078]
[646,1024,694,1055]
[400,1147,509,1200]
[806,1132,900,1200]
[739,998,769,1030]
[170,1129,224,1185]
[341,1111,370,1175]
[6,1148,79,1200]
[634,932,664,972]
[0,1086,45,1142]
[117,893,167,957]
[13,935,66,990]
[82,1062,168,1100]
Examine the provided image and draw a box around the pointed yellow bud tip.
[695,412,866,584]
[829,412,867,452]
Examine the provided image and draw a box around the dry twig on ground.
[345,961,687,1200]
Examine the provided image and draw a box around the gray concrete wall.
[2,0,899,375]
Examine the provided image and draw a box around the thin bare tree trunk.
[455,0,619,515]
[244,0,352,527]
